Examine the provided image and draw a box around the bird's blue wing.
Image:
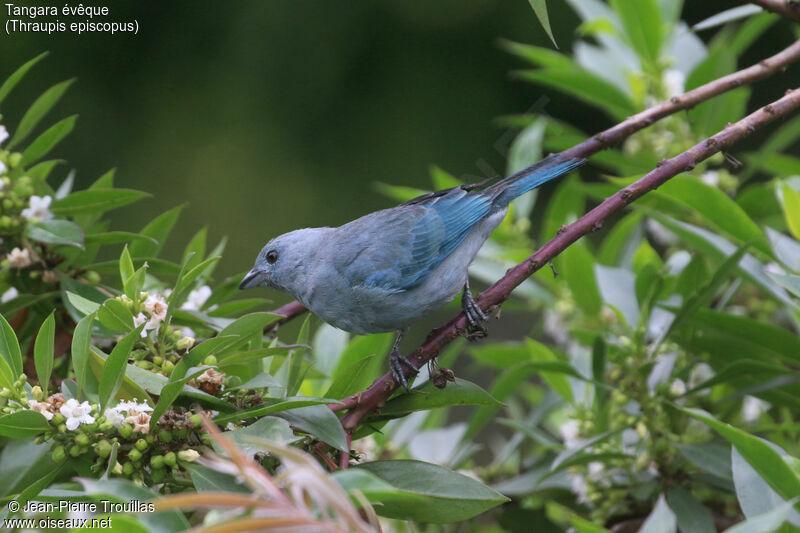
[355,188,492,291]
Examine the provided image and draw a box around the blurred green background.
[1,0,796,296]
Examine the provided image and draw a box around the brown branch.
[749,0,800,21]
[335,88,800,436]
[265,39,800,326]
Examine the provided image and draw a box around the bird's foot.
[389,350,418,391]
[462,285,489,340]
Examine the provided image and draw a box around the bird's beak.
[239,269,264,290]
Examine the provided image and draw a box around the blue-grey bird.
[240,155,585,388]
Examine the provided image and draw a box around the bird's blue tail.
[488,155,585,207]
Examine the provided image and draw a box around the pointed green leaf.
[8,79,75,149]
[24,219,84,248]
[72,313,94,398]
[0,411,51,438]
[33,313,55,396]
[0,314,23,378]
[52,189,150,216]
[528,0,557,47]
[19,115,77,167]
[99,325,144,412]
[129,204,184,258]
[0,52,48,108]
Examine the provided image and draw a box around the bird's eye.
[266,250,279,264]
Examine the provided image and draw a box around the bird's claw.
[389,351,418,390]
[462,287,489,340]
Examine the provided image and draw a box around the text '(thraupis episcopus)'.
[3,4,138,35]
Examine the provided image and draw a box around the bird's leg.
[389,328,418,390]
[461,278,489,339]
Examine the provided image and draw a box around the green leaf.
[683,408,800,502]
[24,219,84,249]
[8,79,75,149]
[666,487,716,533]
[516,69,635,120]
[275,404,348,451]
[119,245,135,289]
[33,312,55,396]
[0,52,48,108]
[0,313,23,378]
[650,214,791,305]
[99,325,144,413]
[731,446,800,531]
[676,442,733,482]
[129,205,184,258]
[0,352,17,392]
[638,494,677,533]
[213,397,340,425]
[52,189,151,216]
[182,227,207,272]
[770,273,800,299]
[325,355,377,399]
[723,500,800,533]
[692,5,763,31]
[609,0,663,71]
[661,243,748,344]
[184,463,249,493]
[65,292,100,316]
[330,333,393,389]
[347,460,509,522]
[782,184,800,241]
[561,241,602,314]
[19,115,77,167]
[77,478,190,533]
[656,176,769,255]
[0,411,51,438]
[528,0,557,47]
[72,313,94,398]
[86,231,156,244]
[97,298,134,332]
[376,378,501,419]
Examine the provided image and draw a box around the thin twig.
[334,89,800,438]
[749,0,800,21]
[264,39,800,326]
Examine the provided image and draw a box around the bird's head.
[239,228,329,294]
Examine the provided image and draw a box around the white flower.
[669,378,686,397]
[0,125,8,145]
[144,293,168,321]
[663,69,685,98]
[114,399,153,413]
[701,170,720,187]
[688,363,714,390]
[1,287,18,303]
[134,312,159,338]
[104,407,125,427]
[181,326,196,338]
[20,195,53,221]
[180,285,212,311]
[569,474,590,504]
[28,400,54,420]
[559,419,582,449]
[125,411,151,434]
[6,247,31,268]
[742,396,770,423]
[59,399,96,430]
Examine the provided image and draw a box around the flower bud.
[189,414,203,427]
[203,355,217,366]
[150,454,164,469]
[8,153,22,168]
[177,449,199,463]
[94,439,113,458]
[51,445,66,463]
[128,448,142,462]
[69,444,82,457]
[151,468,166,483]
[118,423,134,439]
[75,433,90,446]
[163,451,177,467]
[176,336,195,351]
[158,429,173,443]
[122,462,135,476]
[86,271,101,284]
[135,438,149,452]
[30,386,43,401]
[162,360,175,373]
